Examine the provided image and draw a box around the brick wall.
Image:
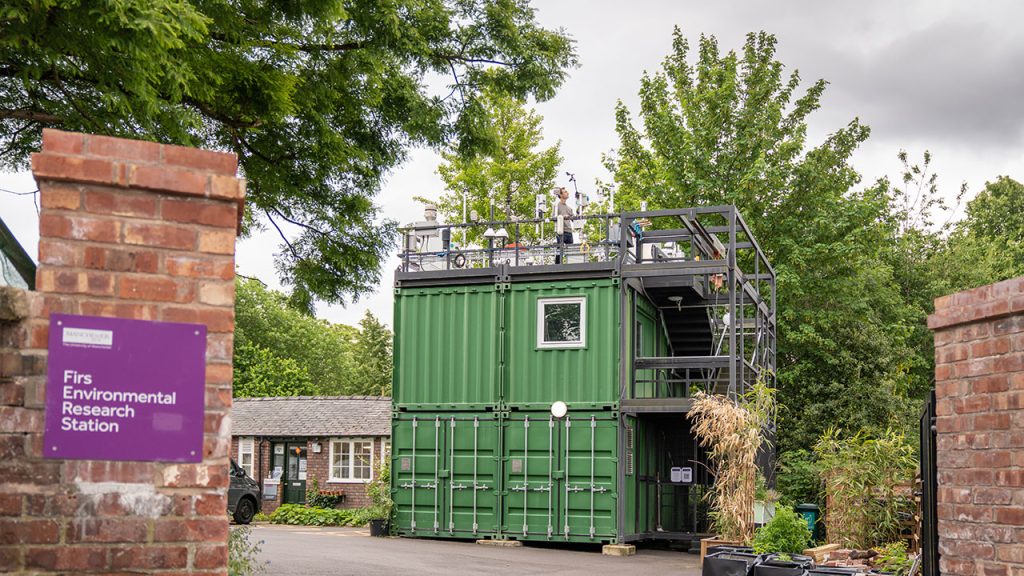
[229,436,386,514]
[0,129,244,574]
[928,276,1024,576]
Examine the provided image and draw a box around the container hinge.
[433,520,439,532]
[449,520,455,532]
[474,418,480,428]
[411,520,417,530]
[473,522,479,533]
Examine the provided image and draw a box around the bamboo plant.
[690,379,776,543]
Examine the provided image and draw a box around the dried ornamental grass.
[690,382,774,543]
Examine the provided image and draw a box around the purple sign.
[44,313,206,463]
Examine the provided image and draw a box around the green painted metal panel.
[393,286,500,409]
[502,411,618,542]
[392,412,501,538]
[504,280,620,409]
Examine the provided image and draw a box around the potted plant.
[751,506,814,576]
[365,456,392,537]
[692,380,776,566]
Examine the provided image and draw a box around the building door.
[282,443,307,504]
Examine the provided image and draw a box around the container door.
[446,415,501,536]
[503,413,617,542]
[393,414,500,538]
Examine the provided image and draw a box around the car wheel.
[233,497,256,525]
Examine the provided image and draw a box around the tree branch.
[264,209,301,260]
[0,109,61,123]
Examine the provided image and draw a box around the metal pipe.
[411,417,417,532]
[449,417,455,533]
[564,415,571,539]
[548,416,554,539]
[433,417,440,533]
[523,416,530,536]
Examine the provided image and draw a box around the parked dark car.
[229,458,261,524]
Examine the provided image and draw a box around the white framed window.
[537,296,586,349]
[329,438,374,482]
[238,437,255,477]
[381,439,391,458]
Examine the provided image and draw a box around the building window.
[537,296,586,349]
[329,438,374,482]
[238,437,254,477]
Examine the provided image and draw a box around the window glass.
[537,297,586,348]
[330,438,375,482]
[238,437,255,477]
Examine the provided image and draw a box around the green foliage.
[269,504,366,527]
[233,278,393,397]
[431,86,563,244]
[365,457,393,520]
[775,449,821,508]
[304,478,346,509]
[253,512,270,522]
[233,342,316,398]
[752,506,812,554]
[605,28,929,452]
[228,525,265,575]
[873,541,913,576]
[1,0,577,305]
[351,311,394,396]
[814,428,917,548]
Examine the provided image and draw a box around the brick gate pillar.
[928,277,1024,576]
[0,129,245,574]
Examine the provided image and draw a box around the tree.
[432,86,562,244]
[939,176,1024,287]
[233,342,316,398]
[234,277,359,395]
[1,0,577,305]
[605,29,921,451]
[351,311,393,396]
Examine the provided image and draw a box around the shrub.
[873,541,912,576]
[775,449,821,507]
[814,428,916,548]
[269,504,365,527]
[304,478,346,509]
[365,457,393,520]
[228,526,265,576]
[752,505,812,554]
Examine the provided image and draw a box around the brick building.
[230,396,391,514]
[929,276,1024,576]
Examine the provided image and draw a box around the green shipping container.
[501,411,618,543]
[392,412,502,538]
[503,279,620,410]
[393,286,501,410]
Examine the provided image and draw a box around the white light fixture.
[483,227,496,238]
[668,295,683,311]
[722,313,731,327]
[494,227,509,239]
[551,400,568,419]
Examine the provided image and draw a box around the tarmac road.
[244,524,701,576]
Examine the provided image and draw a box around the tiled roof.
[230,396,391,437]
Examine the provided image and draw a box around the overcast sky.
[1,0,1021,328]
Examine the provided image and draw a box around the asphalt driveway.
[244,524,701,576]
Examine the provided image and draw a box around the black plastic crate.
[754,554,814,576]
[703,551,767,576]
